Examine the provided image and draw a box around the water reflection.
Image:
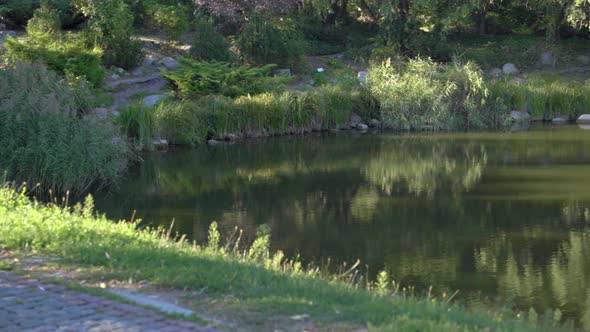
[96,126,590,325]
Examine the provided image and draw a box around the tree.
[194,0,300,23]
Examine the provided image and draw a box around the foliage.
[163,57,286,98]
[153,100,209,146]
[117,102,156,151]
[367,57,503,130]
[189,14,232,62]
[0,185,554,331]
[194,0,299,24]
[0,63,130,194]
[73,0,143,69]
[3,4,105,87]
[145,3,190,40]
[0,0,78,28]
[238,16,307,67]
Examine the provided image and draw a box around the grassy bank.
[0,186,567,331]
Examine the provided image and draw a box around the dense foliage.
[0,63,131,194]
[189,14,232,62]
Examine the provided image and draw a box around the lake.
[96,125,590,327]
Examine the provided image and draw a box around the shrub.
[189,14,231,62]
[0,0,77,28]
[238,16,307,67]
[154,100,208,146]
[367,58,503,130]
[0,62,131,194]
[117,102,156,151]
[4,5,105,87]
[146,3,190,40]
[163,58,287,98]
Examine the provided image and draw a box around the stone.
[357,71,369,84]
[143,55,158,66]
[577,55,590,65]
[579,124,590,130]
[162,57,179,70]
[111,74,120,80]
[349,113,363,127]
[577,114,590,124]
[502,63,518,75]
[114,67,125,74]
[0,23,6,31]
[489,68,502,76]
[540,50,556,66]
[224,133,239,141]
[277,68,291,76]
[511,110,531,122]
[356,123,369,131]
[143,95,166,107]
[153,139,168,149]
[369,118,381,128]
[131,68,144,76]
[552,116,567,125]
[509,77,527,85]
[92,108,109,120]
[317,67,325,73]
[207,139,222,146]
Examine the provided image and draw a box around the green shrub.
[367,58,503,130]
[189,14,231,62]
[0,62,131,194]
[163,58,287,98]
[4,7,105,88]
[238,16,307,67]
[0,0,77,28]
[146,3,190,40]
[117,102,156,150]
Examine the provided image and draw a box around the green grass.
[0,186,568,331]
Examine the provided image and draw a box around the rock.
[540,50,556,67]
[579,124,590,130]
[349,113,363,127]
[317,67,325,73]
[502,63,518,75]
[0,23,6,31]
[369,119,381,128]
[92,108,109,120]
[131,67,144,76]
[357,71,369,84]
[577,55,590,65]
[511,110,531,122]
[277,68,291,76]
[143,55,158,66]
[111,74,120,80]
[356,123,369,131]
[224,133,239,141]
[207,139,222,146]
[153,139,169,149]
[489,68,502,76]
[162,57,179,70]
[552,116,567,125]
[114,67,125,74]
[577,114,590,124]
[509,77,527,85]
[143,95,166,107]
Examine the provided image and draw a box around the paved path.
[0,271,222,332]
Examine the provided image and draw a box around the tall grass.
[0,186,557,331]
[117,102,156,151]
[0,63,131,194]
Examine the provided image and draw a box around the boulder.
[143,54,158,66]
[511,110,531,122]
[357,71,369,84]
[349,113,363,127]
[0,31,17,44]
[369,118,381,128]
[489,68,502,76]
[153,139,169,149]
[131,67,144,76]
[143,95,167,107]
[111,74,120,80]
[577,55,590,65]
[356,123,369,131]
[577,114,590,124]
[552,116,567,125]
[162,57,179,70]
[540,51,556,67]
[509,77,527,85]
[224,133,239,141]
[502,63,518,75]
[0,23,6,31]
[114,67,125,74]
[277,68,291,77]
[207,139,222,146]
[579,124,590,130]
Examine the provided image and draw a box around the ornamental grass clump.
[0,62,131,194]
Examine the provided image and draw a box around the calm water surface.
[96,125,590,326]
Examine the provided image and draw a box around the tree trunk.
[358,0,378,22]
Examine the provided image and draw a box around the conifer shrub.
[163,58,287,98]
[145,3,190,40]
[189,14,232,62]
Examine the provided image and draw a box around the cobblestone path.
[0,271,223,332]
